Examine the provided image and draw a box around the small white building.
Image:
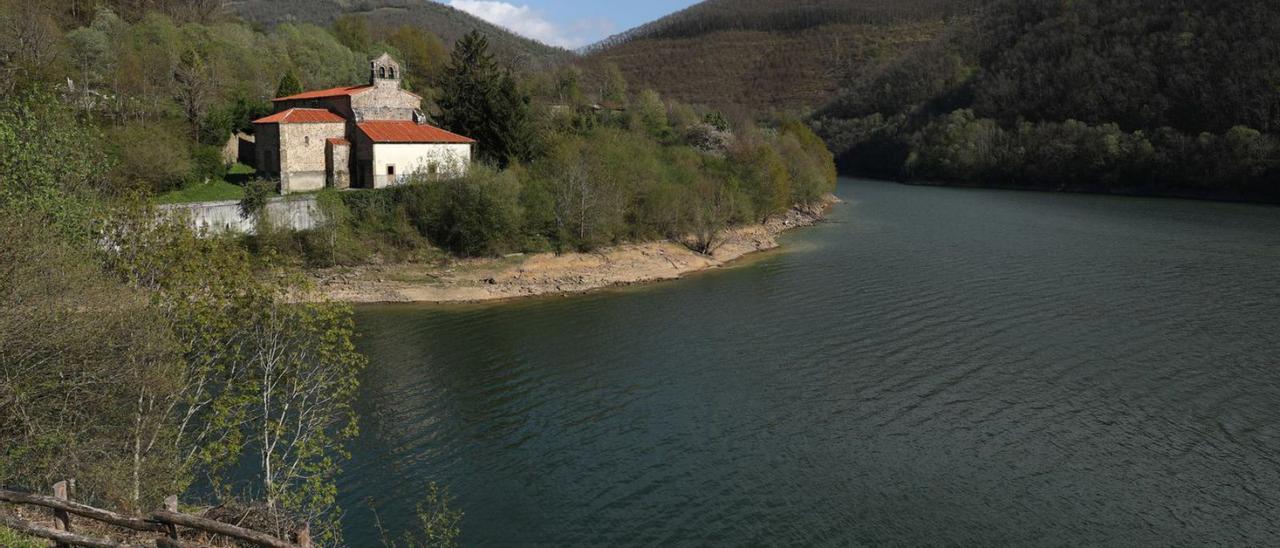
[356,121,474,188]
[253,54,475,194]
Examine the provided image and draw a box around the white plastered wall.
[370,143,472,188]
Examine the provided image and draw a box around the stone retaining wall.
[159,196,323,235]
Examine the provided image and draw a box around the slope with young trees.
[585,0,984,114]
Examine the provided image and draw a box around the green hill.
[228,0,572,69]
[585,0,984,113]
[812,0,1280,201]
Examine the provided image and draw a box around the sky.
[444,0,701,50]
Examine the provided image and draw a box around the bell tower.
[370,53,402,90]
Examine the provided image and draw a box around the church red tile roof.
[252,108,345,124]
[357,121,476,144]
[273,85,373,102]
[326,137,351,146]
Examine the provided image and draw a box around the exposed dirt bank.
[308,195,840,304]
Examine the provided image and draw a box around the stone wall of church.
[279,122,345,194]
[351,87,421,121]
[327,141,351,190]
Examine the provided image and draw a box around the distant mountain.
[585,0,986,113]
[228,0,572,69]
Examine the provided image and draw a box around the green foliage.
[332,14,371,53]
[191,144,229,182]
[228,0,571,70]
[0,89,110,241]
[272,23,365,90]
[107,121,194,193]
[383,26,449,92]
[240,178,276,219]
[0,526,44,548]
[389,483,464,548]
[813,0,1280,201]
[0,213,180,508]
[704,111,730,132]
[600,62,628,103]
[276,69,303,98]
[900,112,1280,199]
[97,201,367,537]
[402,166,525,256]
[439,31,535,167]
[634,89,674,142]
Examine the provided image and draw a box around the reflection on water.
[340,179,1280,546]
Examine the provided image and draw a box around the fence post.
[295,522,311,548]
[163,495,180,539]
[52,481,70,548]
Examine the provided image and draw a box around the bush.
[191,145,229,183]
[108,121,194,193]
[402,166,524,257]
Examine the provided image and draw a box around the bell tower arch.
[370,53,402,90]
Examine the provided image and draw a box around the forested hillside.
[813,0,1280,201]
[229,0,571,69]
[586,0,984,114]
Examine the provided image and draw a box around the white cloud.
[447,0,613,49]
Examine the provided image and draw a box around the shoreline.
[307,194,840,305]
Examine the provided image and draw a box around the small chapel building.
[253,54,475,194]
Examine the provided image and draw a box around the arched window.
[379,67,387,79]
[390,68,396,79]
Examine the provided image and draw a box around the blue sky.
[445,0,701,49]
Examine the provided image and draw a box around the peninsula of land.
[309,196,838,304]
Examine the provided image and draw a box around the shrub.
[402,166,524,257]
[108,121,193,194]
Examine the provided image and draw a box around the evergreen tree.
[438,31,534,167]
[275,69,303,98]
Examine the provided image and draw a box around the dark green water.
[340,178,1280,546]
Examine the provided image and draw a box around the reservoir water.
[340,178,1280,545]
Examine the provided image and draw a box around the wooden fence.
[0,481,309,548]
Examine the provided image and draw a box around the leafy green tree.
[600,62,628,103]
[384,26,449,92]
[332,14,371,53]
[0,89,110,238]
[385,483,463,548]
[403,166,524,256]
[634,89,672,141]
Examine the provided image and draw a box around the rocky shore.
[309,195,839,304]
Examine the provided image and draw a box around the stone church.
[253,54,475,194]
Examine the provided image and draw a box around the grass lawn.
[0,525,44,548]
[156,179,246,204]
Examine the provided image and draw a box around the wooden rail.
[0,482,307,548]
